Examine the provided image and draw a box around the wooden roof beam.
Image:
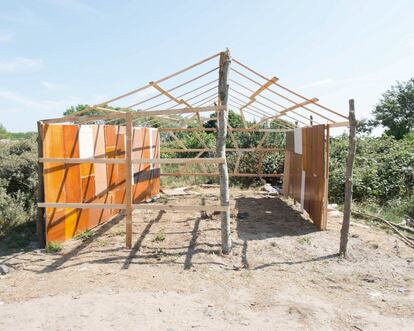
[252,99,318,127]
[96,52,221,106]
[231,68,338,123]
[239,76,278,111]
[150,81,203,123]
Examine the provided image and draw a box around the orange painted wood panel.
[42,124,160,243]
[43,124,66,243]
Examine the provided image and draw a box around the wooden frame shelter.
[37,49,350,253]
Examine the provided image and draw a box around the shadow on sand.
[7,195,338,274]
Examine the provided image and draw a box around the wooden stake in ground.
[217,49,231,254]
[339,99,357,256]
[36,121,46,247]
[125,113,133,248]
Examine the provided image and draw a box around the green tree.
[64,104,93,116]
[372,78,414,139]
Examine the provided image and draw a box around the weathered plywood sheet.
[41,123,160,243]
[284,125,326,230]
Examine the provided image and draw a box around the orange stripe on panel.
[43,124,66,243]
[105,126,118,195]
[115,125,126,204]
[65,208,79,240]
[63,125,81,239]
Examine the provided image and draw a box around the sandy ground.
[0,187,413,330]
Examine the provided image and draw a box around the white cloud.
[42,81,65,91]
[0,57,43,73]
[297,78,353,91]
[297,79,334,89]
[0,31,14,43]
[0,89,79,114]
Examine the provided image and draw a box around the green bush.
[329,134,414,204]
[0,137,38,237]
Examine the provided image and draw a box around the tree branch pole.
[36,121,46,247]
[339,99,357,256]
[125,112,133,248]
[217,49,231,254]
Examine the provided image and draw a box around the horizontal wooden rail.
[161,148,284,153]
[38,202,228,212]
[38,203,126,209]
[328,121,350,128]
[39,158,126,164]
[39,157,225,165]
[133,204,228,212]
[158,127,292,133]
[42,106,221,124]
[132,158,225,164]
[161,173,283,177]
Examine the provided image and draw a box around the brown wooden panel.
[283,125,326,230]
[285,131,294,152]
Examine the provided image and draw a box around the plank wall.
[40,123,160,243]
[283,125,327,230]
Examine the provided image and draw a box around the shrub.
[0,185,28,235]
[0,137,38,237]
[329,134,414,204]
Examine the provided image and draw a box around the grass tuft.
[74,230,93,240]
[154,232,166,242]
[297,236,311,245]
[46,241,63,253]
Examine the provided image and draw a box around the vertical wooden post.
[217,49,231,254]
[125,113,133,248]
[339,99,357,256]
[36,121,46,247]
[282,151,291,197]
[322,124,330,230]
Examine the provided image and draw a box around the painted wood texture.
[284,125,326,230]
[41,123,160,243]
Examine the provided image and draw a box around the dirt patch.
[0,187,413,330]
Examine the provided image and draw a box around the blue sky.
[1,0,413,132]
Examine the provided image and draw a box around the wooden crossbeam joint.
[250,76,278,99]
[150,82,182,105]
[239,76,278,112]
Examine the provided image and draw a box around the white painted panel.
[149,128,154,170]
[294,128,302,155]
[79,125,94,158]
[93,125,107,194]
[300,170,306,211]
